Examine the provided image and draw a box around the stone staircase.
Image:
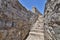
[26,16,44,40]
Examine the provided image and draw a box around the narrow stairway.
[26,15,44,40]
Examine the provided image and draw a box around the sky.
[18,0,47,14]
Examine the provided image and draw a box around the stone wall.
[0,0,39,40]
[44,0,60,40]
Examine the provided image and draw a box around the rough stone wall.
[0,0,39,40]
[44,0,60,40]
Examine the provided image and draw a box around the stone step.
[26,35,43,40]
[31,27,44,30]
[31,28,44,31]
[35,27,44,29]
[29,31,44,36]
[31,28,44,30]
[30,29,44,33]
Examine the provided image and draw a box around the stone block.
[0,30,7,40]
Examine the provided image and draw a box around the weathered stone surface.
[1,0,60,40]
[0,30,7,40]
[0,0,38,40]
[44,0,60,40]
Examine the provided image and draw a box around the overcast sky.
[18,0,47,14]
